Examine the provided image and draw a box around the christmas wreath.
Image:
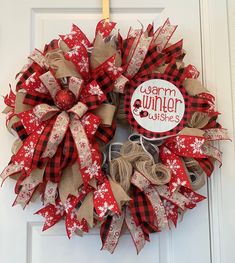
[1,19,229,253]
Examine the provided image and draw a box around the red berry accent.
[55,89,76,110]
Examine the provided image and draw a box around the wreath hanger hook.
[102,0,110,21]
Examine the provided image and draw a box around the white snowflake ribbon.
[29,49,47,68]
[156,185,189,210]
[41,111,70,158]
[125,207,146,254]
[113,75,129,93]
[102,213,125,253]
[69,114,92,169]
[125,34,152,78]
[39,71,61,99]
[33,103,59,121]
[44,181,58,205]
[68,76,83,99]
[0,163,23,185]
[68,102,88,118]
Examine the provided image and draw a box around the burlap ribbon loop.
[109,141,171,193]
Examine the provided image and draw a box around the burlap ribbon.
[109,141,171,193]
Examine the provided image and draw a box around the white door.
[0,1,234,263]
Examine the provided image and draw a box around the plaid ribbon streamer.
[129,186,155,228]
[189,96,212,113]
[95,121,116,143]
[23,91,53,106]
[60,129,78,169]
[137,47,165,77]
[16,62,44,91]
[44,146,63,183]
[31,118,55,169]
[93,69,114,94]
[12,120,28,141]
[164,62,186,83]
[163,39,184,63]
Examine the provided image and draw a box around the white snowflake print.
[25,73,36,85]
[23,141,34,158]
[183,191,198,204]
[67,46,80,57]
[44,212,54,227]
[92,123,98,133]
[166,159,180,174]
[81,39,89,49]
[175,136,186,151]
[69,208,77,219]
[35,83,48,94]
[36,125,45,135]
[172,178,187,189]
[163,200,175,216]
[64,30,77,40]
[94,183,108,199]
[81,115,91,126]
[190,138,205,154]
[163,147,171,155]
[88,84,103,98]
[107,62,122,76]
[28,112,40,126]
[13,160,25,168]
[67,222,78,236]
[98,202,114,217]
[55,203,65,216]
[78,56,89,72]
[64,198,73,213]
[84,161,100,178]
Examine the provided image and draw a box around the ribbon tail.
[41,111,69,158]
[101,213,125,254]
[69,115,93,186]
[125,207,146,254]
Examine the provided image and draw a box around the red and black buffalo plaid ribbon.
[12,120,28,141]
[203,113,222,129]
[31,117,56,169]
[94,69,114,94]
[137,47,165,77]
[95,121,116,143]
[163,40,184,63]
[164,62,186,83]
[23,91,53,106]
[129,186,155,228]
[44,146,63,183]
[16,62,44,91]
[60,130,78,169]
[189,96,212,113]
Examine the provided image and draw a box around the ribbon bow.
[32,71,106,186]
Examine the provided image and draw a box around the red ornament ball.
[55,89,76,110]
